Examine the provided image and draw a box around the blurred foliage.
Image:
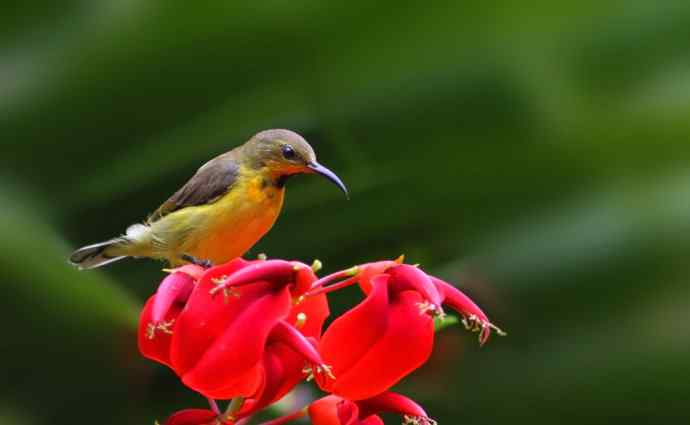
[2,0,690,424]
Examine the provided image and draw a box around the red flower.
[162,409,230,425]
[139,258,331,402]
[307,392,435,425]
[139,256,503,425]
[315,270,434,400]
[313,261,504,400]
[161,405,308,425]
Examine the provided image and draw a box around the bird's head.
[243,129,348,197]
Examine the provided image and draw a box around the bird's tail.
[70,224,149,269]
[69,238,128,269]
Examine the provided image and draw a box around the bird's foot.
[181,254,214,268]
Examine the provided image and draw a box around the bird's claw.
[181,254,214,268]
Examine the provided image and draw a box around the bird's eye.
[282,145,296,160]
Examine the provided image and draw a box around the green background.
[2,1,689,424]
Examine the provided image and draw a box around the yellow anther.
[295,312,307,329]
[311,259,323,273]
[302,365,315,381]
[316,364,336,380]
[146,323,156,340]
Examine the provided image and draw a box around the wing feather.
[148,154,240,223]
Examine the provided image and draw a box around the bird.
[70,129,348,269]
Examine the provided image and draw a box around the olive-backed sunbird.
[70,129,348,269]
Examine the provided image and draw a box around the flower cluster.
[139,256,504,425]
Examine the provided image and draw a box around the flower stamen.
[145,323,155,340]
[302,365,315,381]
[416,301,445,319]
[303,363,335,381]
[315,363,336,380]
[223,397,244,422]
[403,415,438,425]
[146,319,175,339]
[462,314,507,345]
[210,276,240,301]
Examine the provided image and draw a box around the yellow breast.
[185,172,285,264]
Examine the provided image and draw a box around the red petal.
[201,258,252,281]
[308,393,422,425]
[327,279,434,400]
[170,263,268,376]
[152,271,196,324]
[292,262,317,296]
[261,342,306,403]
[309,396,352,425]
[180,284,292,397]
[359,417,384,425]
[238,342,299,417]
[337,399,360,425]
[163,409,223,425]
[175,264,207,281]
[386,265,442,307]
[356,391,427,419]
[316,276,390,393]
[138,295,180,368]
[431,276,488,322]
[212,260,295,293]
[269,320,323,366]
[356,260,399,294]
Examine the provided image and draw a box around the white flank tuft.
[126,223,149,240]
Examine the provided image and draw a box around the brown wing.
[148,153,240,223]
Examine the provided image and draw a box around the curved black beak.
[308,162,349,198]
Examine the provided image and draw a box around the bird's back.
[148,150,242,223]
